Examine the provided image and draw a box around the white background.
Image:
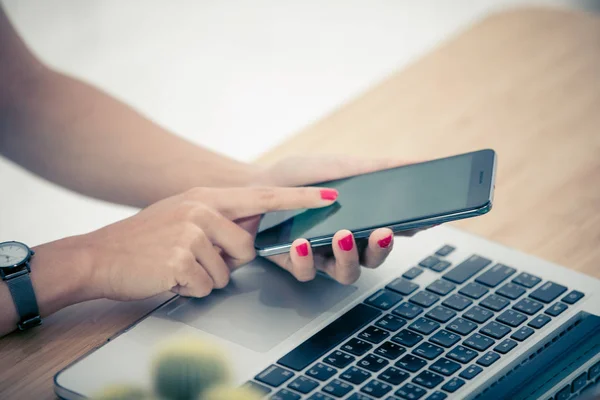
[1,0,597,245]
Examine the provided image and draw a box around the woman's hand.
[78,186,338,301]
[250,155,423,285]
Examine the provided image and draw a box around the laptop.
[54,225,600,400]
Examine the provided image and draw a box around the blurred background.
[1,0,599,246]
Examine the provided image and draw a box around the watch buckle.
[18,315,42,331]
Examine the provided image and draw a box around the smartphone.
[255,149,497,256]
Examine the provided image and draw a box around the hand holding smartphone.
[255,149,497,256]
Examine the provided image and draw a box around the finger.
[287,239,317,282]
[172,258,214,298]
[185,186,338,220]
[362,228,394,269]
[191,231,231,288]
[321,230,361,285]
[189,208,257,267]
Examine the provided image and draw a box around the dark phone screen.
[256,150,493,247]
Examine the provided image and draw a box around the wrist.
[29,235,98,316]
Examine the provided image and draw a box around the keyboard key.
[360,379,392,398]
[341,338,373,356]
[430,330,461,348]
[480,294,510,311]
[358,354,389,372]
[340,366,371,385]
[513,298,544,315]
[429,357,462,376]
[562,290,584,305]
[409,317,441,335]
[410,291,440,308]
[307,394,334,400]
[425,391,448,400]
[379,366,410,385]
[475,264,516,288]
[459,365,483,380]
[420,255,441,269]
[545,302,568,317]
[441,377,465,393]
[496,282,526,300]
[287,376,319,394]
[431,260,452,273]
[435,245,455,257]
[442,294,473,311]
[476,351,500,367]
[396,354,428,372]
[528,314,552,329]
[443,255,492,284]
[388,278,419,295]
[272,389,301,400]
[321,379,352,398]
[244,381,272,395]
[347,394,372,400]
[394,303,424,319]
[426,279,456,296]
[278,303,380,371]
[365,289,403,310]
[447,318,477,336]
[481,321,512,339]
[403,267,424,280]
[459,282,489,299]
[396,383,427,399]
[306,363,336,381]
[323,350,355,368]
[463,306,494,324]
[511,326,534,341]
[464,333,495,351]
[555,385,570,400]
[359,326,390,344]
[256,365,294,387]
[375,341,407,360]
[447,345,478,364]
[512,272,542,288]
[530,281,568,303]
[413,342,445,360]
[425,306,457,323]
[496,309,528,327]
[572,372,587,392]
[393,329,424,347]
[413,370,444,389]
[376,314,407,332]
[494,339,518,354]
[588,360,600,380]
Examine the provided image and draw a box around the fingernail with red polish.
[320,188,338,201]
[296,243,309,257]
[378,235,393,249]
[338,234,354,251]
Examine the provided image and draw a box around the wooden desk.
[1,7,599,399]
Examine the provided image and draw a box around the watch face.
[0,242,30,268]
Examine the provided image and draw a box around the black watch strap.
[6,271,41,330]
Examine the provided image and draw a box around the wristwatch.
[0,241,41,330]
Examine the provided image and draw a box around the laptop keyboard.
[247,245,587,400]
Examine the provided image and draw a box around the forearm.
[1,68,259,208]
[0,236,95,337]
[0,8,259,208]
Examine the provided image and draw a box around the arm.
[0,8,258,208]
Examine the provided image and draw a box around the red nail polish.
[338,234,354,251]
[378,235,393,248]
[320,189,338,201]
[296,243,309,257]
